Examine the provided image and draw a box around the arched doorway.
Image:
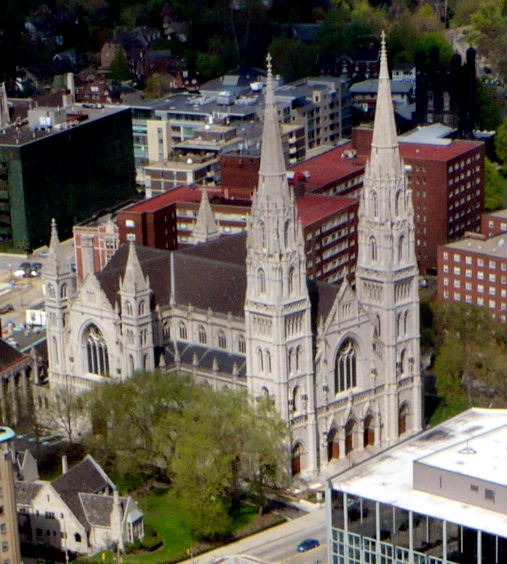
[399,403,410,436]
[292,443,303,476]
[327,428,339,461]
[345,420,355,455]
[363,415,375,448]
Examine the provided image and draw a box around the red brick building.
[481,209,507,237]
[437,233,507,322]
[289,126,486,274]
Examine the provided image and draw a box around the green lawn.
[91,488,258,564]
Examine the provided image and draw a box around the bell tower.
[244,55,317,474]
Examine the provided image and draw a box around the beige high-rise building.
[0,427,21,564]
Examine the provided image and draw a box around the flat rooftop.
[329,408,507,536]
[0,104,128,147]
[444,232,507,258]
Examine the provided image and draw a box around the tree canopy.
[86,371,289,540]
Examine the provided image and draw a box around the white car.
[14,262,30,277]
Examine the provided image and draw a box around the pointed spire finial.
[192,189,220,244]
[49,218,59,251]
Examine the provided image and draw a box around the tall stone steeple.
[355,32,422,442]
[192,189,220,244]
[245,54,318,475]
[44,219,76,385]
[119,243,154,377]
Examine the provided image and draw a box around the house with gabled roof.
[15,455,143,555]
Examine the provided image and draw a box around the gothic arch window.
[259,221,267,249]
[443,91,450,111]
[85,324,110,377]
[48,284,56,299]
[258,268,266,294]
[238,334,246,354]
[369,236,377,261]
[257,348,264,372]
[125,301,133,316]
[397,313,402,338]
[198,325,207,345]
[293,385,300,412]
[288,266,295,295]
[427,90,434,110]
[296,346,302,372]
[288,348,294,373]
[395,190,402,216]
[60,283,67,298]
[265,349,271,373]
[139,301,145,315]
[284,220,292,248]
[52,337,59,365]
[143,354,148,371]
[261,386,269,398]
[398,235,405,263]
[374,315,381,338]
[179,322,187,340]
[75,533,82,543]
[400,348,408,376]
[163,321,170,340]
[334,339,357,394]
[404,311,409,335]
[371,191,379,217]
[129,355,134,375]
[218,330,227,349]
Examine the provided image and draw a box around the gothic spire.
[120,242,148,294]
[46,218,63,272]
[192,189,220,244]
[257,54,290,206]
[369,31,402,178]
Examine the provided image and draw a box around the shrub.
[142,535,163,552]
[124,542,135,554]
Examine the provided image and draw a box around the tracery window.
[258,268,266,294]
[198,325,207,345]
[334,339,357,394]
[371,191,378,217]
[179,322,187,340]
[369,236,377,261]
[86,325,110,377]
[238,335,246,353]
[218,330,227,349]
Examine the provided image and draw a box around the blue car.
[297,539,320,552]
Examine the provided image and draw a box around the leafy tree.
[144,73,176,99]
[495,118,507,173]
[484,157,503,211]
[173,387,288,539]
[433,302,507,415]
[476,80,503,132]
[415,32,454,66]
[44,378,86,444]
[196,53,227,82]
[268,36,316,81]
[468,0,507,70]
[109,48,130,83]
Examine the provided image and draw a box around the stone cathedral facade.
[44,38,422,477]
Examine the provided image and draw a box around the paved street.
[191,507,327,564]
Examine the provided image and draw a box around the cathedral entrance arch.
[363,415,374,448]
[327,428,339,461]
[398,402,410,436]
[345,419,355,455]
[291,442,303,476]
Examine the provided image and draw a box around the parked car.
[296,539,320,552]
[13,262,31,277]
[0,303,14,314]
[29,262,43,277]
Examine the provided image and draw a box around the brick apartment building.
[74,186,358,285]
[437,232,507,322]
[481,209,507,238]
[289,125,485,274]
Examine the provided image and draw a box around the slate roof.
[0,340,25,371]
[52,456,113,531]
[79,493,129,528]
[15,481,43,505]
[97,232,338,334]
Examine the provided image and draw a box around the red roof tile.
[296,194,357,227]
[124,186,224,213]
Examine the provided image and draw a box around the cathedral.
[44,35,422,477]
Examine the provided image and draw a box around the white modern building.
[326,408,507,564]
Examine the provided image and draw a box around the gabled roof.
[0,340,25,371]
[52,455,114,530]
[15,481,44,505]
[80,492,129,528]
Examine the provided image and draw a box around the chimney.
[62,455,68,474]
[81,236,95,281]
